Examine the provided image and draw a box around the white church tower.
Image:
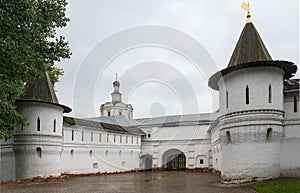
[208,6,297,183]
[100,74,133,119]
[14,72,71,180]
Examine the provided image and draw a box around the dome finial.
[241,2,251,23]
[115,73,118,81]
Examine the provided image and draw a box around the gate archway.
[162,149,186,170]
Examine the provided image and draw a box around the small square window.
[200,159,204,164]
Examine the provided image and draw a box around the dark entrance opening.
[166,152,186,170]
[141,155,152,171]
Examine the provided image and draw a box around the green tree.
[0,0,71,138]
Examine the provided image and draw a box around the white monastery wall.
[62,126,141,174]
[0,138,15,182]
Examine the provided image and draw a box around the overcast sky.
[55,0,299,119]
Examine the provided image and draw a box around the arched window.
[266,128,273,142]
[71,130,74,141]
[226,131,231,144]
[36,147,42,158]
[37,117,40,131]
[226,90,229,108]
[294,96,298,112]
[268,84,272,103]
[246,85,249,105]
[70,149,74,157]
[53,119,56,132]
[93,163,98,168]
[89,150,93,157]
[108,111,111,116]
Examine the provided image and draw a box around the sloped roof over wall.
[65,116,144,135]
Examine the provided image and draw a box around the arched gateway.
[162,149,186,170]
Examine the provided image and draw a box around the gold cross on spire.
[241,2,251,23]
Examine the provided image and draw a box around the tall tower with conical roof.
[208,5,297,183]
[100,74,133,119]
[14,72,71,180]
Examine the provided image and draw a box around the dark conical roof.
[22,72,59,103]
[227,22,272,67]
[20,72,71,113]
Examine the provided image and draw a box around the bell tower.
[111,73,122,103]
[100,74,133,119]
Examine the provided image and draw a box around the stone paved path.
[0,171,256,193]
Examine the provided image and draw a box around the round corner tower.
[208,11,297,183]
[14,72,71,180]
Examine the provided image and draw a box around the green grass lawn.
[249,179,300,193]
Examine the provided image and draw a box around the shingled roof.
[208,15,297,90]
[227,22,272,67]
[19,72,71,113]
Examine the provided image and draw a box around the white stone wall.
[61,126,141,174]
[281,92,300,177]
[284,92,299,119]
[218,67,284,115]
[0,138,15,182]
[220,124,283,183]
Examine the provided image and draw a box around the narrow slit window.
[89,150,93,157]
[294,96,298,112]
[268,84,272,103]
[107,134,109,143]
[108,111,111,116]
[81,131,84,141]
[226,90,229,108]
[114,135,116,143]
[266,128,273,142]
[71,130,74,141]
[53,119,56,132]
[36,147,42,158]
[120,135,122,143]
[91,132,93,142]
[226,131,231,144]
[246,85,249,105]
[37,117,40,131]
[70,149,74,157]
[99,133,101,142]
